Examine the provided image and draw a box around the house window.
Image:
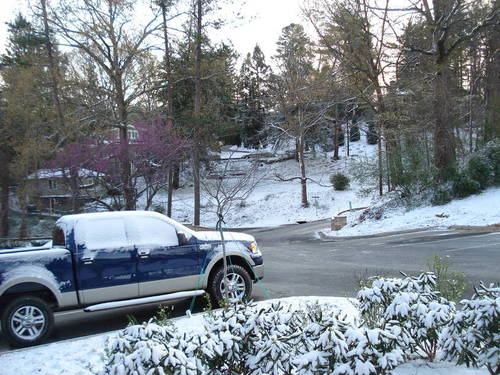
[80,177,94,188]
[128,129,138,140]
[48,180,58,190]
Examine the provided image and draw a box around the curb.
[448,224,500,232]
[318,223,500,240]
[317,227,439,241]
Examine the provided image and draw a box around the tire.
[209,264,252,304]
[1,296,54,347]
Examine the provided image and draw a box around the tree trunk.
[40,0,65,131]
[333,105,340,160]
[172,164,180,189]
[167,165,173,217]
[298,134,308,208]
[375,87,385,196]
[161,1,175,219]
[485,21,500,142]
[69,167,79,213]
[346,121,350,157]
[433,61,456,180]
[0,172,10,237]
[193,0,202,226]
[161,1,174,129]
[19,213,28,239]
[116,81,133,210]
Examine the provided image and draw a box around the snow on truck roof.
[56,211,195,236]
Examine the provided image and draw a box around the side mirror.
[177,232,190,246]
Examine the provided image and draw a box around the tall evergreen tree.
[272,23,316,207]
[237,45,271,147]
[0,14,57,235]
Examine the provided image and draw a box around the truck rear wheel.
[1,296,54,347]
[209,264,252,304]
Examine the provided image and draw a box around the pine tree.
[237,45,271,147]
[0,14,56,235]
[272,23,316,207]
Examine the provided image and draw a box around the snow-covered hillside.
[142,133,500,235]
[145,137,379,229]
[319,186,500,238]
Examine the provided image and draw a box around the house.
[24,122,153,213]
[25,168,104,213]
[107,124,140,143]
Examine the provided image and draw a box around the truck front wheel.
[1,296,54,347]
[209,264,252,304]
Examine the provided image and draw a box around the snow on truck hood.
[194,231,255,243]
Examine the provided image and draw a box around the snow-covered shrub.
[330,173,350,191]
[357,272,455,361]
[102,321,182,375]
[467,155,493,189]
[440,283,499,375]
[102,300,405,375]
[431,185,453,206]
[485,143,500,185]
[452,172,481,198]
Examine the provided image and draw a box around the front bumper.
[252,264,264,281]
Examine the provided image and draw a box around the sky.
[0,0,304,62]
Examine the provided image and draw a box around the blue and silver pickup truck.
[0,211,263,347]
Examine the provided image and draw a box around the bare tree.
[304,0,393,195]
[396,0,498,179]
[202,157,261,302]
[49,0,161,209]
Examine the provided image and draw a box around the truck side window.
[52,226,65,247]
[127,217,179,248]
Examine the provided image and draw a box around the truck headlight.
[248,241,259,254]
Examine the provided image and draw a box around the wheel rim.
[220,272,247,302]
[10,305,46,341]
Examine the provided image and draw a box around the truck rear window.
[52,226,65,247]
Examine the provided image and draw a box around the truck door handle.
[82,258,94,265]
[138,251,150,260]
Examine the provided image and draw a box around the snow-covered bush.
[103,322,183,375]
[467,155,493,189]
[440,283,499,375]
[452,172,481,198]
[485,142,500,185]
[431,185,453,206]
[102,300,404,375]
[330,173,350,191]
[357,272,455,361]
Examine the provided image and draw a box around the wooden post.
[331,216,347,231]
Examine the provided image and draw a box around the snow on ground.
[320,186,500,238]
[0,297,489,375]
[142,137,378,229]
[394,360,489,375]
[135,128,499,235]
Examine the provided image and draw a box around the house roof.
[27,168,104,180]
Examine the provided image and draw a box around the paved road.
[1,223,499,352]
[248,222,500,300]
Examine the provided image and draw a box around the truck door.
[128,217,202,297]
[75,217,139,304]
